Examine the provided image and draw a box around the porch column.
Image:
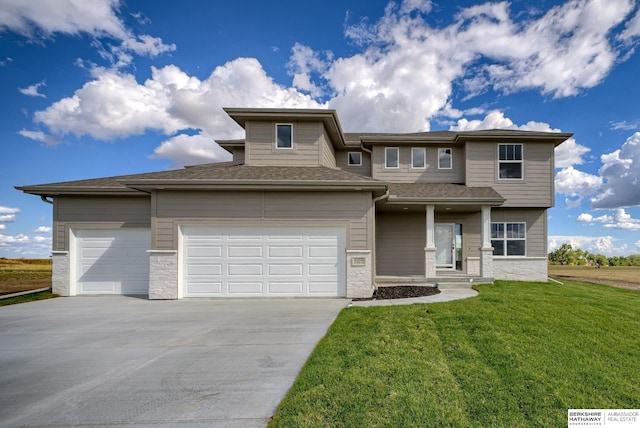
[480,205,494,278]
[425,204,436,278]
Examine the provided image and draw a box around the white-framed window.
[491,222,526,256]
[276,123,293,149]
[348,152,362,166]
[438,148,452,169]
[411,147,426,169]
[498,144,523,179]
[385,147,399,168]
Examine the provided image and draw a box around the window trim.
[498,143,523,180]
[491,222,526,256]
[385,147,399,169]
[275,123,293,150]
[411,147,426,169]
[438,147,453,170]
[347,151,362,166]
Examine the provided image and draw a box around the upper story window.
[411,147,426,169]
[438,148,452,169]
[498,144,523,179]
[276,124,293,149]
[491,222,526,256]
[348,152,362,166]
[385,147,399,168]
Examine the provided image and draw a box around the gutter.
[40,195,53,205]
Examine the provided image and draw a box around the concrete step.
[435,282,474,290]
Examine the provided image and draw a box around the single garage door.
[182,225,346,297]
[74,229,150,295]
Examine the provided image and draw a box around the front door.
[435,223,455,270]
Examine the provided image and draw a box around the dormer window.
[276,124,293,149]
[348,152,362,166]
[438,148,452,169]
[498,144,523,179]
[385,147,399,168]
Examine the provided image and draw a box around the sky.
[1,0,640,258]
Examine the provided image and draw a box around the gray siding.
[154,190,372,251]
[319,125,337,168]
[53,195,151,251]
[335,149,372,176]
[245,121,325,166]
[491,208,547,257]
[466,142,555,207]
[232,148,245,164]
[376,211,425,276]
[371,146,465,182]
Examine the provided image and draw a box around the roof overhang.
[14,186,141,197]
[454,130,573,146]
[224,107,346,148]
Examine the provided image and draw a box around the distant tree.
[548,243,576,265]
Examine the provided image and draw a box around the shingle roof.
[16,162,386,196]
[387,183,504,204]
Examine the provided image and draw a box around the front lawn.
[270,281,640,427]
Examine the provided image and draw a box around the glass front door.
[435,223,455,269]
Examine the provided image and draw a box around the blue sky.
[2,0,640,258]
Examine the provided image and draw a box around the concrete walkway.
[350,287,478,307]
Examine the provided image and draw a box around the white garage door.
[182,226,346,297]
[74,229,150,295]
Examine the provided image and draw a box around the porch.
[375,183,505,284]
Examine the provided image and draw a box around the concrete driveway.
[0,296,347,427]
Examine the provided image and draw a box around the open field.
[0,259,52,295]
[270,280,640,427]
[548,264,640,291]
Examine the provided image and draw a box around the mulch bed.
[353,285,440,301]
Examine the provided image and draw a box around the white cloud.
[554,138,591,168]
[19,130,60,146]
[34,226,51,233]
[0,206,20,222]
[0,233,51,257]
[0,224,5,231]
[555,166,603,200]
[151,133,232,168]
[576,208,640,230]
[288,43,330,98]
[610,119,640,131]
[592,132,640,208]
[0,0,174,67]
[0,57,13,66]
[29,59,322,166]
[619,7,640,41]
[18,80,46,98]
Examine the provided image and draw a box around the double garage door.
[73,226,346,297]
[182,226,346,297]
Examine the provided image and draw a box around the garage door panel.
[228,282,263,294]
[183,226,345,297]
[187,246,222,258]
[228,246,262,258]
[188,264,222,276]
[188,282,223,294]
[268,264,303,276]
[268,282,303,294]
[227,264,262,276]
[268,246,303,258]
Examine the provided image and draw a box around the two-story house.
[17,108,571,299]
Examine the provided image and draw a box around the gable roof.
[16,162,387,196]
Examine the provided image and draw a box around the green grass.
[270,281,640,427]
[0,290,58,307]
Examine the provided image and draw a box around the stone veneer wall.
[51,251,70,296]
[148,250,178,299]
[346,250,373,298]
[493,257,548,282]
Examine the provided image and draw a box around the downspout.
[40,195,53,205]
[360,144,372,155]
